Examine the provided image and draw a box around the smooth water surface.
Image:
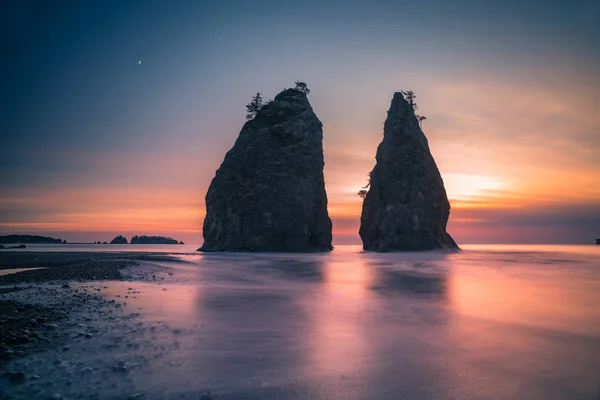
[104,245,600,399]
[5,245,600,399]
[0,243,199,253]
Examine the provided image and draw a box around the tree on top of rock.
[246,92,264,120]
[401,90,427,126]
[400,90,417,110]
[294,81,310,94]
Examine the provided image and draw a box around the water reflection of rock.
[363,252,450,300]
[263,260,324,282]
[199,254,325,284]
[370,269,447,299]
[184,255,328,393]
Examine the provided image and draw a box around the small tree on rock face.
[357,173,372,199]
[416,115,426,128]
[246,92,264,120]
[363,172,371,189]
[294,81,310,94]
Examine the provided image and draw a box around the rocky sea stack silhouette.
[200,87,332,252]
[109,235,128,244]
[130,235,179,244]
[0,235,65,244]
[359,92,458,251]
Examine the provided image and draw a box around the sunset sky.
[1,0,599,245]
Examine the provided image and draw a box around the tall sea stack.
[359,92,458,251]
[200,88,333,252]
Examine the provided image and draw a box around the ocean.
[0,243,200,253]
[2,244,600,399]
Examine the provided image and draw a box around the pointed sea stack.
[359,92,458,251]
[200,88,332,252]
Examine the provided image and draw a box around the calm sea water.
[3,244,600,399]
[0,243,200,253]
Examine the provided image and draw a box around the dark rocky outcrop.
[359,92,458,252]
[109,235,128,244]
[200,88,332,252]
[0,235,64,244]
[130,235,179,244]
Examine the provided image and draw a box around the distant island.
[0,235,66,244]
[131,235,181,244]
[109,235,183,244]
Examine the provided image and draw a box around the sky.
[1,0,599,245]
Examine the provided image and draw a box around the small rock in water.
[127,394,145,400]
[200,392,215,400]
[50,394,63,400]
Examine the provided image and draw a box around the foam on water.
[0,267,47,277]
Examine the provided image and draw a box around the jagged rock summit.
[359,92,458,251]
[200,88,333,252]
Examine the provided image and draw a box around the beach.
[1,245,599,399]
